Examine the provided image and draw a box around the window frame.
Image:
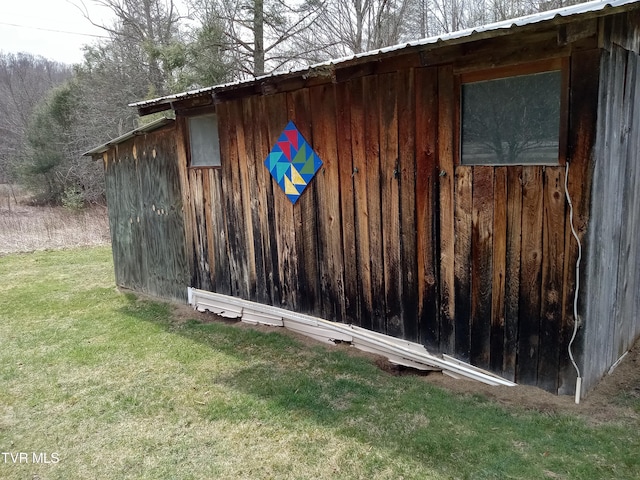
[455,57,570,167]
[186,113,222,169]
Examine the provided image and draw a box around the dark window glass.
[189,114,221,167]
[461,70,561,165]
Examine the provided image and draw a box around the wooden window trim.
[455,57,570,167]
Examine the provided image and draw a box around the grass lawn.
[1,246,639,479]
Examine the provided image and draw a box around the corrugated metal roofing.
[83,117,174,155]
[130,0,639,111]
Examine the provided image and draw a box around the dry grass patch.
[0,185,110,255]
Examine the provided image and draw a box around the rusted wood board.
[470,166,494,370]
[309,83,346,322]
[349,77,373,329]
[334,81,360,324]
[518,166,544,385]
[415,66,440,348]
[454,166,473,361]
[379,71,403,338]
[491,167,507,375]
[438,65,456,353]
[363,74,386,333]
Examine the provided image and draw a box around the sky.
[0,0,114,64]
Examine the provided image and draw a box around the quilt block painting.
[264,120,323,204]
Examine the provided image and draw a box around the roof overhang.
[130,0,640,117]
[83,117,174,156]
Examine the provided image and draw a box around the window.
[188,114,221,167]
[460,61,566,166]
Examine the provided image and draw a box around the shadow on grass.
[118,295,640,480]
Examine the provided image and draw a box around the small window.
[188,114,221,167]
[461,67,563,166]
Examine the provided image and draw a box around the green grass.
[1,247,639,479]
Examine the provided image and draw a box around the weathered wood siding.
[115,10,640,395]
[582,12,640,394]
[178,28,603,393]
[103,123,189,302]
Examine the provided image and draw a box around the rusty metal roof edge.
[83,117,174,156]
[129,0,639,111]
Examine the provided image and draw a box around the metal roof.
[130,0,639,112]
[83,117,174,156]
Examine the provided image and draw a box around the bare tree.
[75,0,188,95]
[307,0,414,58]
[190,0,325,77]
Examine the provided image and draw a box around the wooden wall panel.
[219,101,251,299]
[234,99,258,300]
[453,166,472,361]
[538,167,566,392]
[438,65,456,353]
[253,95,279,305]
[398,68,419,342]
[415,67,440,348]
[349,77,373,330]
[363,75,386,332]
[208,168,231,294]
[583,39,640,395]
[518,167,544,385]
[309,83,346,322]
[287,89,321,314]
[175,118,196,287]
[470,166,494,370]
[379,72,402,338]
[334,82,359,324]
[264,93,297,309]
[491,167,508,375]
[105,127,188,302]
[503,167,523,380]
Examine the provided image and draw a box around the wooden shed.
[87,0,640,396]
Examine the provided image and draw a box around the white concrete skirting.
[187,287,516,387]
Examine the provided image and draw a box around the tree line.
[0,0,587,206]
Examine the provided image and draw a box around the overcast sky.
[0,0,114,64]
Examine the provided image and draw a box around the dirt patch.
[171,303,640,424]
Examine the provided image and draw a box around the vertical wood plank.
[504,166,523,380]
[379,71,402,338]
[242,96,269,304]
[363,74,386,333]
[350,77,373,329]
[454,166,473,361]
[253,95,280,305]
[491,167,508,375]
[438,65,456,353]
[518,166,544,385]
[334,81,360,325]
[559,49,599,394]
[309,83,346,322]
[470,166,494,369]
[415,67,440,349]
[398,68,419,342]
[200,169,215,290]
[538,166,566,392]
[175,118,196,287]
[218,101,250,298]
[207,168,231,294]
[286,88,321,314]
[264,93,297,309]
[188,168,213,291]
[238,99,264,301]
